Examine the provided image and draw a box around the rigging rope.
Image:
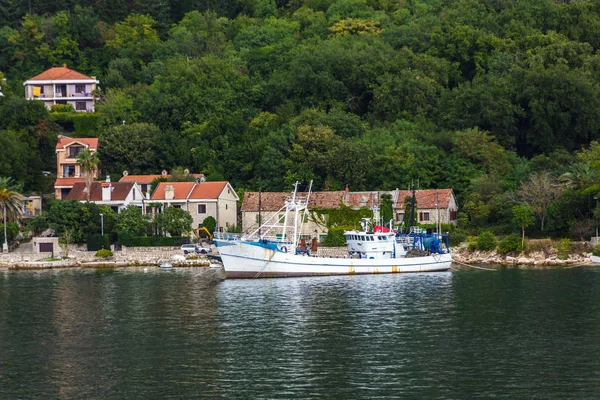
[451,260,498,271]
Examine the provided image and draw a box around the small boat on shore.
[214,182,452,279]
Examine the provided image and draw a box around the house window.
[132,190,135,200]
[68,145,84,158]
[75,102,86,111]
[278,214,285,223]
[225,204,228,210]
[75,84,86,93]
[396,212,404,222]
[63,165,76,177]
[420,212,430,221]
[173,204,181,209]
[255,215,262,224]
[198,204,206,213]
[33,86,44,97]
[226,222,229,228]
[450,210,457,221]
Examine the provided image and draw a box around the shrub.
[322,227,349,247]
[467,236,478,251]
[50,104,75,113]
[0,222,19,243]
[498,234,522,254]
[118,235,187,247]
[557,238,571,260]
[449,230,468,247]
[95,249,114,258]
[475,231,497,251]
[592,244,600,257]
[87,234,109,251]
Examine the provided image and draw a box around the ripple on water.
[1,268,600,398]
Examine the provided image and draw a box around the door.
[39,242,53,253]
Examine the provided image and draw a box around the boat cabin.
[344,231,406,259]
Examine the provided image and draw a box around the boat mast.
[295,180,313,249]
[408,184,416,231]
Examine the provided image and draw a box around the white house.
[150,181,239,233]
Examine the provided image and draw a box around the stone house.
[241,188,458,239]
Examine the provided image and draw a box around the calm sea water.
[1,266,600,399]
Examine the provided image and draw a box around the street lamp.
[2,203,7,253]
[100,213,104,236]
[595,198,599,239]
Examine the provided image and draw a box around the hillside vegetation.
[2,0,600,239]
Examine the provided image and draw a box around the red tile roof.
[27,65,94,81]
[54,177,85,187]
[151,182,196,201]
[393,189,453,209]
[56,137,99,150]
[241,191,345,211]
[119,174,203,184]
[189,182,228,200]
[65,181,135,201]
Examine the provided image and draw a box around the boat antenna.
[258,188,262,237]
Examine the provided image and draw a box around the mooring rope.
[451,260,498,271]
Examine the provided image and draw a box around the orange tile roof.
[151,182,196,201]
[188,182,228,200]
[27,65,94,81]
[394,189,453,209]
[56,137,99,150]
[119,174,203,184]
[66,182,135,201]
[54,177,85,187]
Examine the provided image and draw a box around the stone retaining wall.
[0,246,210,269]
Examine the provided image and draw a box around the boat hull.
[214,239,452,279]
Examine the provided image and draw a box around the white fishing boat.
[214,182,452,279]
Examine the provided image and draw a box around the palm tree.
[0,177,23,252]
[76,149,100,201]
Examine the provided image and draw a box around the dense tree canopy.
[4,0,600,239]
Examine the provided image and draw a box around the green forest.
[2,0,600,241]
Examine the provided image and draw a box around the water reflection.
[1,268,600,398]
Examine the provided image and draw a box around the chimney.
[102,176,112,201]
[165,185,174,200]
[63,63,67,68]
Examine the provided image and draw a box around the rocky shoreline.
[1,246,596,271]
[452,248,594,267]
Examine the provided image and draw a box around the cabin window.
[198,204,206,213]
